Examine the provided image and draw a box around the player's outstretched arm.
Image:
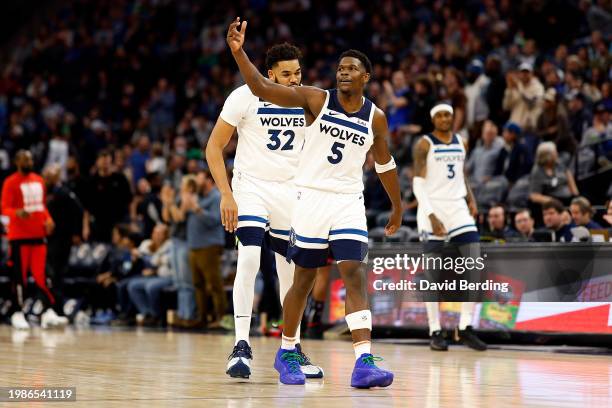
[205,117,238,232]
[371,108,403,236]
[412,135,447,236]
[226,17,325,115]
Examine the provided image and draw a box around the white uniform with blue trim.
[220,84,305,252]
[288,89,374,268]
[416,133,478,241]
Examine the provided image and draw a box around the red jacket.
[1,172,52,240]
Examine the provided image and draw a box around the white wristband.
[413,176,434,216]
[374,156,396,173]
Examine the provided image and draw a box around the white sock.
[459,302,474,330]
[425,302,441,335]
[353,340,371,359]
[275,252,301,342]
[233,243,261,345]
[281,334,297,350]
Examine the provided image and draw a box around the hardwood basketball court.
[1,326,611,407]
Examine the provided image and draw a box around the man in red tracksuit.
[1,150,67,329]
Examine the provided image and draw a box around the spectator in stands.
[382,71,410,134]
[484,205,519,240]
[603,199,612,228]
[542,199,575,242]
[92,224,143,324]
[129,135,151,185]
[502,63,544,132]
[466,120,504,189]
[529,142,579,205]
[127,223,173,326]
[581,102,612,146]
[570,196,603,229]
[185,170,225,328]
[567,91,592,144]
[406,76,435,137]
[43,164,83,315]
[494,122,532,183]
[444,67,468,137]
[161,177,197,328]
[513,209,536,241]
[82,149,132,243]
[465,59,490,149]
[134,173,163,239]
[536,88,575,159]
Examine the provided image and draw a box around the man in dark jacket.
[494,122,533,183]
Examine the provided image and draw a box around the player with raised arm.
[226,18,403,388]
[412,103,487,352]
[205,43,323,379]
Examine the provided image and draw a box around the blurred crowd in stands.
[0,0,611,327]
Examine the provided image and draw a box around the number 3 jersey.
[220,84,305,181]
[294,89,375,194]
[422,133,467,200]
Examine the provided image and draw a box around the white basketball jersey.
[294,89,375,193]
[220,84,305,181]
[423,133,467,200]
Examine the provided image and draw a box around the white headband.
[430,104,453,118]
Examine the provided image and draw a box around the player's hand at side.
[429,214,447,237]
[384,208,402,236]
[226,17,247,53]
[220,192,238,233]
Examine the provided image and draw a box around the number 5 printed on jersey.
[327,142,345,164]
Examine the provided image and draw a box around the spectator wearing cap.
[542,199,575,242]
[502,62,545,132]
[529,142,579,206]
[570,196,603,229]
[536,88,575,158]
[581,102,612,146]
[567,91,592,144]
[494,122,532,183]
[465,120,504,188]
[513,208,536,241]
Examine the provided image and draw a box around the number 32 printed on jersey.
[267,129,295,151]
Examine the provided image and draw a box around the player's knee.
[340,264,365,290]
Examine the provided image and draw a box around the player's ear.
[363,72,371,84]
[267,69,275,81]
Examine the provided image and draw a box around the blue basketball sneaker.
[226,340,252,378]
[350,353,394,389]
[295,343,324,379]
[274,348,306,385]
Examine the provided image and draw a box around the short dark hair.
[339,49,372,74]
[265,43,302,70]
[542,198,565,213]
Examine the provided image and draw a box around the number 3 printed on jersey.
[267,129,295,151]
[447,164,456,179]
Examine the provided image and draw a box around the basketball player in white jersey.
[206,43,323,379]
[227,18,402,388]
[412,103,487,351]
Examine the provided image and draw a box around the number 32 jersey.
[220,84,305,181]
[294,89,375,194]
